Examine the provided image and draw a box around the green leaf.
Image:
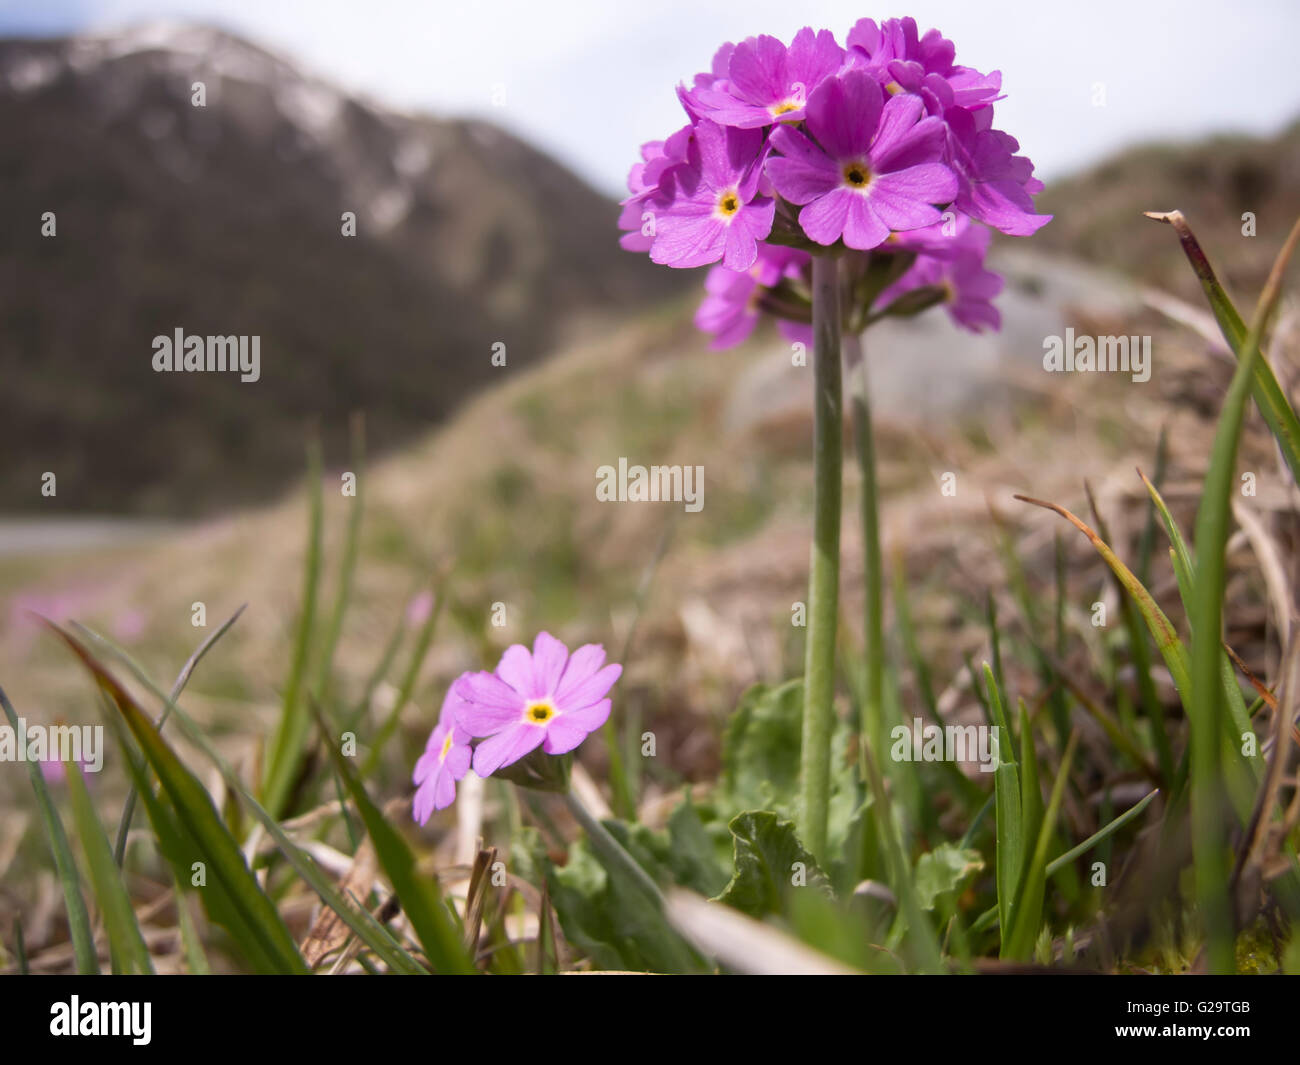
[914,843,984,913]
[664,795,732,898]
[0,685,99,974]
[720,680,803,814]
[719,679,859,853]
[47,623,308,974]
[713,810,832,919]
[65,761,153,974]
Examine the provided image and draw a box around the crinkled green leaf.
[718,679,860,853]
[914,843,984,913]
[714,810,832,919]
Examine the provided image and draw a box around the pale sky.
[3,0,1298,197]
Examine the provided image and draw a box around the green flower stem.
[800,251,843,862]
[845,331,885,766]
[563,789,664,909]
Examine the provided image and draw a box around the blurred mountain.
[0,23,687,516]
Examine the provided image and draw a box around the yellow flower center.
[884,81,903,96]
[771,100,800,116]
[524,701,556,725]
[843,163,871,189]
[439,733,454,761]
[716,190,741,218]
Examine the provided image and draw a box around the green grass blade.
[68,625,430,975]
[1017,700,1044,859]
[361,574,445,776]
[173,878,211,974]
[313,412,365,710]
[113,604,247,865]
[165,722,428,974]
[1146,210,1300,485]
[65,761,153,973]
[263,437,324,818]
[0,684,99,974]
[1014,496,1191,704]
[321,714,475,974]
[1046,789,1159,877]
[1005,731,1079,961]
[1182,218,1300,973]
[1138,475,1260,779]
[1086,481,1174,783]
[984,664,1022,950]
[47,623,308,974]
[342,585,414,734]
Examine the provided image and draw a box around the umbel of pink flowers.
[413,633,622,821]
[619,17,1051,347]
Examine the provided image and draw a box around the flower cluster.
[619,18,1049,347]
[413,632,622,822]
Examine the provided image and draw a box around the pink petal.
[543,700,612,755]
[798,188,855,245]
[433,768,456,811]
[532,631,569,696]
[868,94,925,167]
[842,195,892,249]
[767,127,840,205]
[413,776,438,825]
[651,214,727,269]
[555,643,607,702]
[445,743,472,779]
[472,723,546,777]
[555,663,622,714]
[413,749,438,787]
[728,34,787,106]
[454,671,525,735]
[869,162,957,221]
[807,69,881,161]
[864,191,941,234]
[495,644,534,696]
